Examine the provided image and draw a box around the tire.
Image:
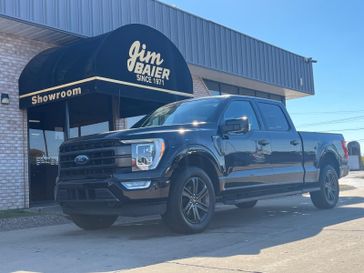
[70,214,118,230]
[310,165,339,209]
[235,200,258,209]
[164,167,216,234]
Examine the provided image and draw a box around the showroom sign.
[19,24,193,109]
[127,41,171,86]
[31,87,82,106]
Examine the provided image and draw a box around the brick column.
[192,76,211,97]
[0,32,53,210]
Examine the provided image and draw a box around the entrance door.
[28,94,113,204]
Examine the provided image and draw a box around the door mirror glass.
[222,117,250,134]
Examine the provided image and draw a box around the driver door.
[220,100,272,190]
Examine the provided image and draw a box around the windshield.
[135,98,222,128]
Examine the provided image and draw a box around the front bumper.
[55,177,170,217]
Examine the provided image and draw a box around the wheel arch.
[168,146,223,195]
[319,151,340,177]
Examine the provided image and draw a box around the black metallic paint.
[56,96,349,216]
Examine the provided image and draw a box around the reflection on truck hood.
[63,123,216,144]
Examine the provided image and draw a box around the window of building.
[204,79,220,96]
[258,102,290,131]
[255,91,270,99]
[220,83,239,95]
[203,79,285,104]
[270,94,283,102]
[239,87,255,96]
[223,100,260,130]
[127,115,146,129]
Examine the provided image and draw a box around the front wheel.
[164,167,216,234]
[310,165,339,209]
[70,214,118,230]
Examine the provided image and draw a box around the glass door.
[29,126,64,202]
[28,94,113,204]
[28,102,65,203]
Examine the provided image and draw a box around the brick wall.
[192,75,211,97]
[0,32,53,210]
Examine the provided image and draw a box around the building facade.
[0,0,315,210]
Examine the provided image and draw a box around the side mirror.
[222,117,250,134]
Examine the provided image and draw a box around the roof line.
[154,0,312,60]
[1,1,313,60]
[0,13,86,40]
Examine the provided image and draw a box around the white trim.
[19,76,194,99]
[95,76,194,97]
[19,77,97,98]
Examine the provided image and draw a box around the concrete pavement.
[1,171,364,273]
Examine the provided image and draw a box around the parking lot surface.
[1,171,364,273]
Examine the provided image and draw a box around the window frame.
[219,99,262,131]
[256,101,291,132]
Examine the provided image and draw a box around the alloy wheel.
[181,176,210,224]
[324,170,338,203]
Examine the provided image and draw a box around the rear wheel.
[164,167,215,234]
[70,214,118,230]
[310,165,339,209]
[235,200,258,209]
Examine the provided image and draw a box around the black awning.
[19,24,193,111]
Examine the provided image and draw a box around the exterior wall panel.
[0,0,315,94]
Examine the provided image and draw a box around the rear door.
[256,101,304,185]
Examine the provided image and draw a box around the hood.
[63,123,217,144]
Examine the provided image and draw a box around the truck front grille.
[59,139,131,180]
[56,184,117,201]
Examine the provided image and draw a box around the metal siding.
[277,48,284,86]
[215,24,222,70]
[252,39,258,79]
[272,47,279,85]
[203,20,210,68]
[235,31,242,75]
[282,50,288,87]
[208,21,216,68]
[176,9,184,55]
[184,12,192,62]
[161,4,170,40]
[243,35,250,77]
[197,17,204,66]
[265,43,272,83]
[0,0,314,94]
[292,54,297,89]
[226,29,233,73]
[189,17,199,64]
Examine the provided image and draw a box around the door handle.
[258,139,270,146]
[290,140,300,146]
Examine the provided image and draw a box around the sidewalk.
[0,204,69,232]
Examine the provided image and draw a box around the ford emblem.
[74,155,90,165]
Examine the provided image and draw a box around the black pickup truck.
[56,95,349,233]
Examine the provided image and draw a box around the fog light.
[121,180,151,190]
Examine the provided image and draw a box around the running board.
[222,183,320,205]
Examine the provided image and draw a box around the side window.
[258,102,290,131]
[223,101,259,130]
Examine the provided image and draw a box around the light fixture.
[121,180,151,190]
[1,93,10,105]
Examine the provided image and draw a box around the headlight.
[121,138,165,171]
